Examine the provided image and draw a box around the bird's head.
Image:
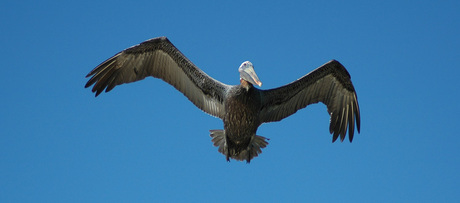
[239,61,262,87]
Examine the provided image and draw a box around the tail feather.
[209,130,269,163]
[209,130,228,159]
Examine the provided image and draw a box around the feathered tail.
[209,130,268,163]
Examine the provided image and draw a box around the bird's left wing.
[259,60,360,142]
[85,37,230,118]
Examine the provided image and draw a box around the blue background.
[1,0,459,202]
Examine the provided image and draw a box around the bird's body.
[218,83,267,162]
[224,85,261,142]
[85,37,361,163]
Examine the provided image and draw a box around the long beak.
[242,66,262,87]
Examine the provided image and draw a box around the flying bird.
[85,37,361,163]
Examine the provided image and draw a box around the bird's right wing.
[259,60,360,142]
[85,37,231,119]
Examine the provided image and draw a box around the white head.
[238,61,262,87]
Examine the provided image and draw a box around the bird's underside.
[85,36,361,163]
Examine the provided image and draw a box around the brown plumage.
[85,37,361,163]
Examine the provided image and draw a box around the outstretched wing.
[85,37,230,118]
[259,60,360,142]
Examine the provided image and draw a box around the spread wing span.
[85,37,231,118]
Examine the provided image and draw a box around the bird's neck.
[240,79,252,91]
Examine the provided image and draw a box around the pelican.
[85,37,361,163]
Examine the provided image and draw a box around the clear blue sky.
[1,0,459,202]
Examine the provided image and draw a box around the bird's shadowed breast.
[223,86,262,141]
